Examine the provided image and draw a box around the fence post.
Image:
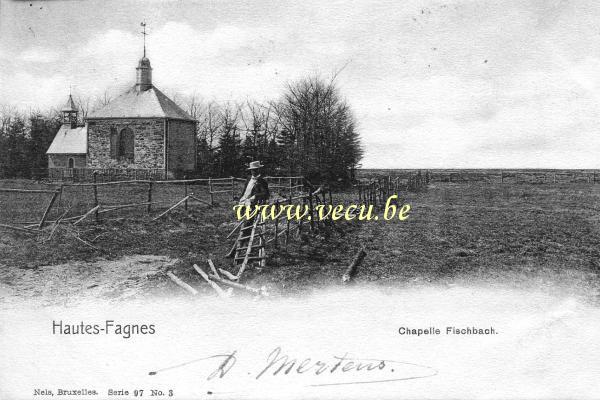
[39,188,60,228]
[298,195,305,235]
[230,177,235,201]
[147,181,153,214]
[93,171,99,222]
[285,215,291,249]
[58,184,64,215]
[274,199,279,248]
[314,192,322,231]
[308,193,315,232]
[184,175,188,211]
[209,177,214,205]
[372,182,377,207]
[553,172,556,184]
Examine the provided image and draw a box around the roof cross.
[141,21,147,57]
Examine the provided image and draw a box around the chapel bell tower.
[61,94,78,129]
[135,21,153,92]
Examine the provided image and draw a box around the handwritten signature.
[149,346,438,387]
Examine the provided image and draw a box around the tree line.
[0,75,363,185]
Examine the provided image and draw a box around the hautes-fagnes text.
[52,320,155,339]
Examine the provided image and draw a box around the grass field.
[1,176,599,304]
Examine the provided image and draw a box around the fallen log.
[73,233,100,251]
[208,273,268,297]
[192,264,231,298]
[60,224,101,251]
[342,248,367,284]
[207,259,220,278]
[166,271,198,295]
[218,268,238,281]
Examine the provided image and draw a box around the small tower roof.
[138,57,151,68]
[60,94,78,113]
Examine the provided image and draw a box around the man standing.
[227,161,270,258]
[239,161,270,207]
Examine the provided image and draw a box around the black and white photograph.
[1,0,599,398]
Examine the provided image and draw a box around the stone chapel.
[47,49,197,178]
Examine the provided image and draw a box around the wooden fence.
[225,183,336,265]
[356,172,428,207]
[360,170,600,184]
[431,171,600,184]
[169,183,338,293]
[48,167,167,182]
[1,174,342,288]
[0,175,308,231]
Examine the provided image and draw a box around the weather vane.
[141,21,147,57]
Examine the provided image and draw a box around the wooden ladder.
[233,214,266,279]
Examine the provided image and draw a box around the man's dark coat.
[240,176,270,205]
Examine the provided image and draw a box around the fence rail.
[48,167,168,182]
[0,175,308,230]
[360,170,600,184]
[355,172,428,207]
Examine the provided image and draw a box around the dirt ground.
[1,182,599,305]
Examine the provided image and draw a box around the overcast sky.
[1,0,599,168]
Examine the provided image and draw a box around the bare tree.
[74,93,92,121]
[94,89,113,109]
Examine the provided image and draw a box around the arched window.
[110,127,118,159]
[68,158,74,168]
[118,128,135,162]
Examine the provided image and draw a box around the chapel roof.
[46,124,87,154]
[87,85,194,121]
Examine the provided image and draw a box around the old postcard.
[1,0,599,398]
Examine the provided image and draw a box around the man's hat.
[247,161,264,170]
